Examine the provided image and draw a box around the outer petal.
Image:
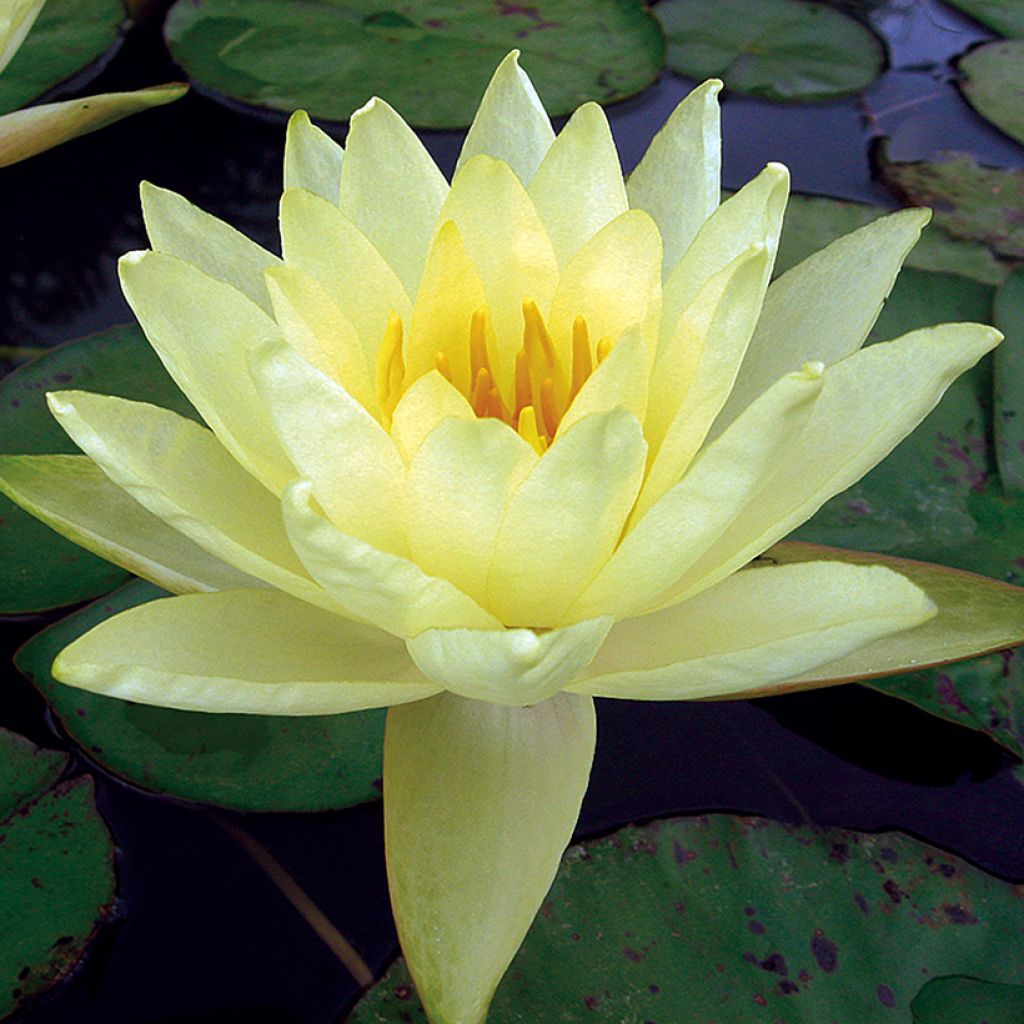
[118,250,295,493]
[279,187,412,368]
[713,208,932,438]
[626,79,722,273]
[339,97,449,296]
[140,181,281,312]
[407,416,538,605]
[488,409,647,627]
[0,454,261,595]
[54,589,439,715]
[567,560,935,699]
[437,155,559,380]
[456,50,555,185]
[385,690,594,1024]
[0,0,45,73]
[46,391,334,613]
[654,323,1003,610]
[571,365,823,621]
[752,542,1024,694]
[283,110,343,204]
[282,480,502,637]
[546,209,662,370]
[406,616,613,706]
[250,340,407,555]
[528,102,628,268]
[389,370,474,464]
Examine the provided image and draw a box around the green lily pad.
[163,0,664,129]
[0,727,116,1018]
[0,323,196,614]
[349,814,1024,1021]
[15,579,388,812]
[960,40,1024,146]
[0,0,126,116]
[912,976,1024,1023]
[994,267,1024,493]
[655,0,885,103]
[942,0,1024,38]
[773,191,1009,286]
[879,151,1024,260]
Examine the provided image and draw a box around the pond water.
[1,1,1022,1020]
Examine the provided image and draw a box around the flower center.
[375,300,610,454]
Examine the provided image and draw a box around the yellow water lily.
[2,52,1023,1024]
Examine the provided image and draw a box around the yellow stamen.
[514,349,531,419]
[469,307,490,382]
[539,378,559,438]
[570,316,592,402]
[471,366,493,417]
[596,337,613,365]
[517,405,547,454]
[435,350,453,383]
[522,299,557,369]
[375,313,405,419]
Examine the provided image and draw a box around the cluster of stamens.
[375,300,609,454]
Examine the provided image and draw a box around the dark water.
[2,1,1023,1021]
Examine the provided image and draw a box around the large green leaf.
[959,40,1024,147]
[912,977,1024,1023]
[15,579,389,812]
[0,0,125,116]
[0,324,196,614]
[349,814,1024,1021]
[0,727,116,1018]
[163,0,664,129]
[879,152,1024,260]
[942,0,1024,37]
[655,0,884,102]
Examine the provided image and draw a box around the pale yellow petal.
[456,50,554,184]
[571,364,823,621]
[279,187,412,368]
[528,102,627,267]
[568,561,935,699]
[339,97,448,296]
[264,264,377,416]
[141,181,280,313]
[488,409,647,627]
[655,323,1003,610]
[438,155,559,381]
[0,454,261,594]
[407,416,537,605]
[385,690,594,1024]
[118,250,294,493]
[283,110,343,204]
[626,79,722,273]
[46,391,335,613]
[547,208,662,370]
[54,589,439,715]
[0,0,45,73]
[714,208,932,438]
[250,341,408,555]
[282,480,501,637]
[389,370,475,464]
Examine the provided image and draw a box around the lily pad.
[0,0,126,116]
[0,323,196,614]
[349,814,1024,1021]
[655,0,885,102]
[912,976,1024,1023]
[993,267,1024,493]
[163,0,664,129]
[878,151,1024,260]
[15,579,388,812]
[959,40,1024,146]
[0,727,116,1018]
[941,0,1024,38]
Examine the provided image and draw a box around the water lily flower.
[2,52,1023,1024]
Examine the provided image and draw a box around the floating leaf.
[959,40,1024,146]
[0,83,188,169]
[163,0,664,129]
[879,151,1024,260]
[349,814,1024,1021]
[942,0,1024,38]
[655,0,885,102]
[0,324,196,614]
[994,267,1024,493]
[0,727,116,1018]
[0,0,125,115]
[15,580,388,812]
[912,976,1024,1023]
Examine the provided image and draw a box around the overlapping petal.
[283,110,343,204]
